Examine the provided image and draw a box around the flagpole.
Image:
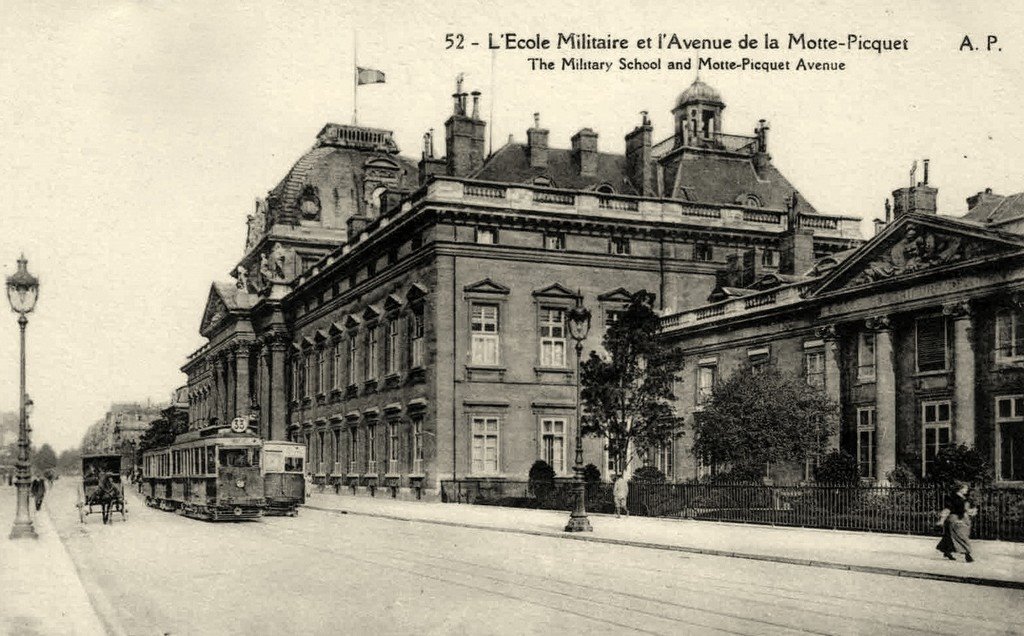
[352,32,358,125]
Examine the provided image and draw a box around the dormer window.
[533,176,553,187]
[596,183,615,194]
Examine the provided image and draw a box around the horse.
[96,472,120,524]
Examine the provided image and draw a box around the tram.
[261,440,306,516]
[141,424,265,521]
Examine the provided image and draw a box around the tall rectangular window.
[388,422,400,474]
[916,315,948,372]
[857,407,876,479]
[996,309,1024,362]
[655,440,674,479]
[804,349,825,388]
[316,349,325,395]
[410,309,425,368]
[347,336,358,386]
[412,415,424,474]
[333,429,342,471]
[332,342,342,390]
[366,424,377,473]
[541,418,566,474]
[348,428,358,474]
[539,307,566,368]
[697,364,717,405]
[609,237,631,255]
[922,400,952,477]
[857,332,876,381]
[301,353,310,398]
[291,358,299,402]
[384,320,399,375]
[471,416,500,475]
[748,347,770,371]
[365,326,379,381]
[996,395,1024,481]
[694,243,714,262]
[761,249,778,268]
[317,431,326,473]
[471,304,500,365]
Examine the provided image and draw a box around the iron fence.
[439,480,1024,541]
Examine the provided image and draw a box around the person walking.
[613,474,629,518]
[30,474,46,511]
[936,482,977,562]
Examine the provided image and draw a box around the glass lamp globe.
[6,256,39,315]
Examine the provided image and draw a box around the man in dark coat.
[30,475,46,511]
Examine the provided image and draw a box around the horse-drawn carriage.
[77,453,127,524]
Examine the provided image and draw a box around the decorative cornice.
[941,301,972,319]
[865,315,892,331]
[814,324,838,341]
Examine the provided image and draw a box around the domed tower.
[672,78,725,147]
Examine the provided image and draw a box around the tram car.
[141,424,265,521]
[261,440,306,516]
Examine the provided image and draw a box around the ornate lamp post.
[564,294,592,533]
[7,256,39,539]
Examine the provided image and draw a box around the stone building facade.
[180,78,861,496]
[662,177,1024,485]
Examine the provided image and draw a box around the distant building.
[181,77,862,497]
[663,170,1024,484]
[81,402,164,461]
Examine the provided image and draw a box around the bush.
[528,460,556,501]
[929,444,993,488]
[632,465,666,484]
[706,461,767,484]
[582,463,601,483]
[814,450,860,485]
[885,464,919,487]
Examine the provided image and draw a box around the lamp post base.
[564,512,593,533]
[9,520,37,540]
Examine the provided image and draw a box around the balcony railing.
[388,459,399,475]
[366,460,378,475]
[464,184,506,199]
[799,215,840,230]
[332,461,344,476]
[413,458,423,474]
[348,460,358,474]
[744,291,778,309]
[742,209,782,224]
[533,190,575,205]
[663,281,815,331]
[599,197,638,212]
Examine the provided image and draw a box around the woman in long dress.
[936,482,976,562]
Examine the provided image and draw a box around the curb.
[303,504,1024,591]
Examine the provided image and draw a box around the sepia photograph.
[0,1,1022,634]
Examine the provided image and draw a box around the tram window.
[284,457,304,473]
[219,448,253,468]
[207,447,216,472]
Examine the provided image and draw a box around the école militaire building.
[180,77,871,497]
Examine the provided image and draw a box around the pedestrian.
[613,474,629,518]
[30,475,46,511]
[936,482,977,563]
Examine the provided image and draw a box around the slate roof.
[662,153,818,213]
[212,281,253,310]
[472,142,639,194]
[960,192,1024,226]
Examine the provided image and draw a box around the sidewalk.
[0,483,107,636]
[302,490,1024,589]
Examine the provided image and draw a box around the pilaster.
[944,301,975,446]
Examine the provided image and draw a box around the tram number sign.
[230,417,248,433]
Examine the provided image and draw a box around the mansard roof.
[960,191,1024,226]
[472,143,638,194]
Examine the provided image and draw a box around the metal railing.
[439,480,1024,541]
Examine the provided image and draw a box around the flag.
[356,67,386,85]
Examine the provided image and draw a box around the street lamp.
[564,293,592,533]
[7,255,39,539]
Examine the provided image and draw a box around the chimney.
[625,112,655,195]
[967,187,1002,211]
[873,218,887,235]
[753,119,771,172]
[527,113,549,170]
[445,86,486,177]
[418,128,446,184]
[891,159,937,217]
[347,215,370,241]
[570,128,598,177]
[779,229,815,276]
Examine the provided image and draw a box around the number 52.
[445,33,465,50]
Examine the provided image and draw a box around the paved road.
[48,482,1024,635]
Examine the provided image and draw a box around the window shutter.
[916,316,947,372]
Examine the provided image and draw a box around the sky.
[0,0,1022,451]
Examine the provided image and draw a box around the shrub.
[814,450,860,485]
[885,464,919,487]
[707,461,767,484]
[582,463,602,483]
[632,465,666,484]
[928,444,993,488]
[528,460,556,501]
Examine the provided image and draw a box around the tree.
[814,450,860,485]
[57,447,82,475]
[580,290,685,479]
[32,443,58,474]
[692,366,838,480]
[138,413,188,454]
[928,444,993,488]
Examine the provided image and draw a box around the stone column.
[234,341,252,419]
[225,353,236,422]
[816,324,842,451]
[257,341,270,439]
[212,357,224,425]
[269,337,289,440]
[944,302,975,446]
[868,316,896,481]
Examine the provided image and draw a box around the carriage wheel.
[77,485,86,523]
[121,499,128,522]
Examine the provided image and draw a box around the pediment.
[313,329,329,343]
[361,304,382,321]
[532,283,578,299]
[199,285,232,336]
[383,293,403,312]
[811,215,1024,296]
[328,322,345,336]
[343,314,361,329]
[406,283,429,302]
[463,278,510,295]
[597,287,633,303]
